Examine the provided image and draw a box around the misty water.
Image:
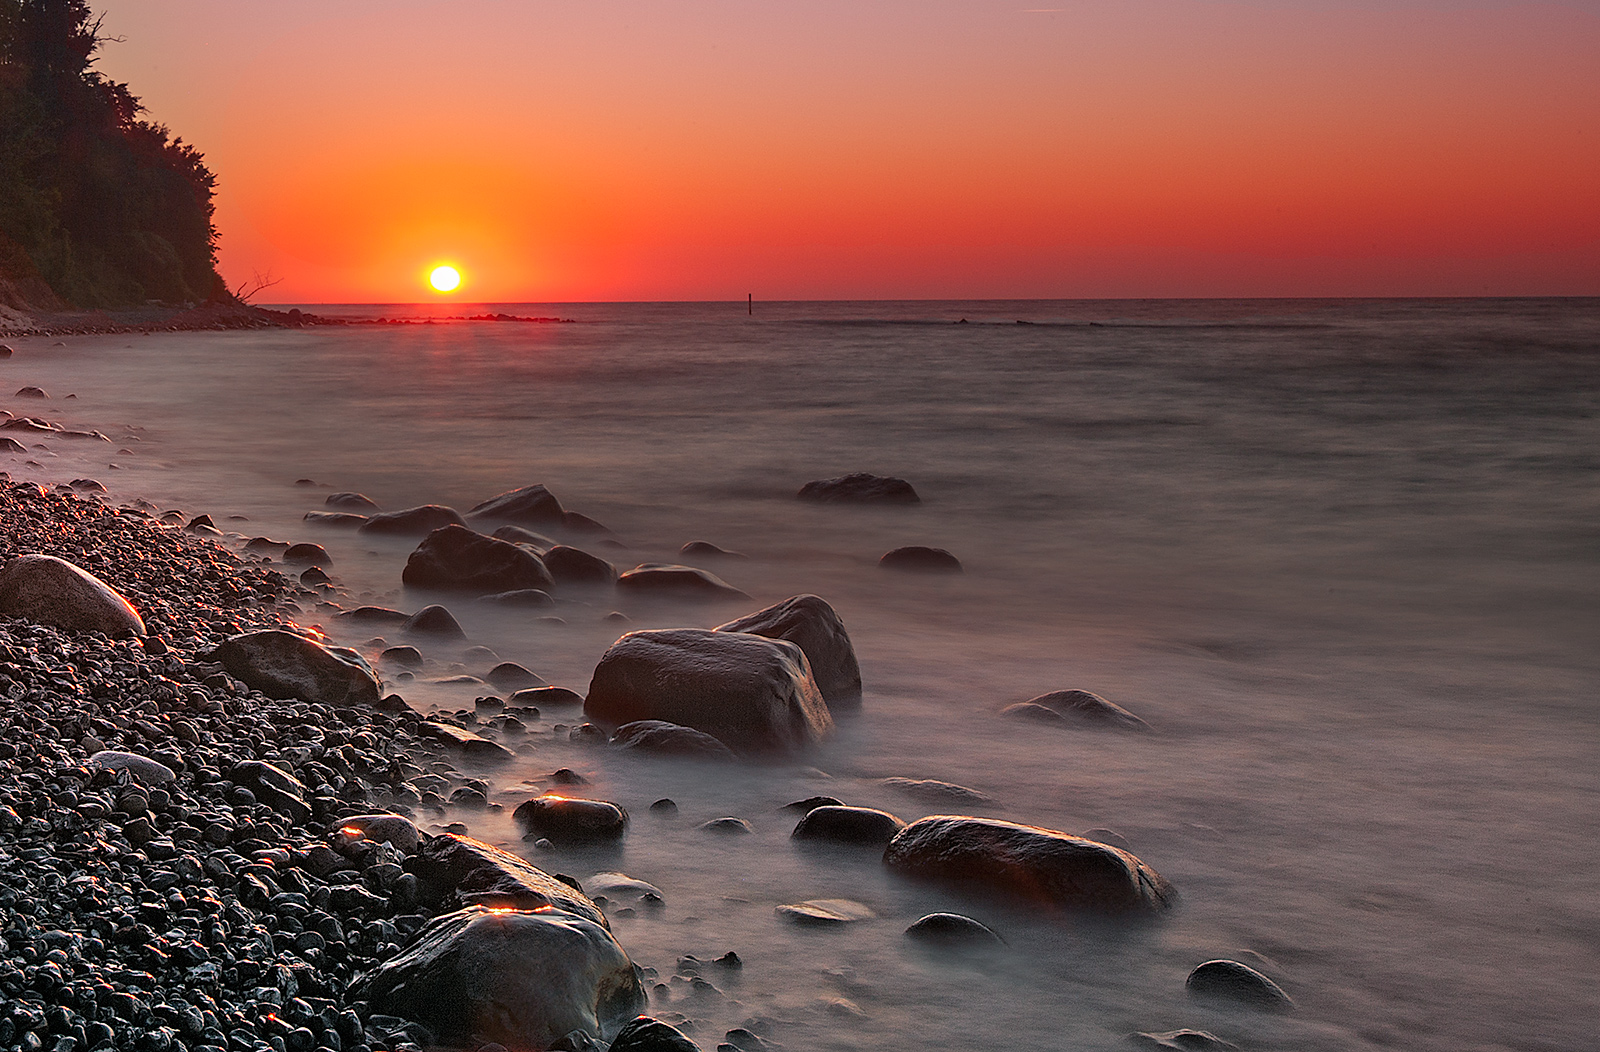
[4,299,1597,1052]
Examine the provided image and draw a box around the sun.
[429,264,462,293]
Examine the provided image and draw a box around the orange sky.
[96,0,1600,301]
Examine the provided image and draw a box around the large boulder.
[412,833,610,926]
[359,505,468,536]
[616,564,749,602]
[211,630,381,706]
[0,554,145,637]
[349,905,646,1050]
[402,524,554,593]
[791,805,904,847]
[716,594,861,706]
[882,816,1175,914]
[797,473,920,504]
[584,629,833,753]
[468,484,565,526]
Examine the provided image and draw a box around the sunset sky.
[96,1,1600,303]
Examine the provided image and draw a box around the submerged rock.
[585,628,833,753]
[492,523,558,550]
[413,833,610,924]
[611,719,736,759]
[513,796,628,844]
[480,587,556,607]
[359,504,468,536]
[792,805,905,847]
[879,545,963,573]
[716,594,862,706]
[349,905,646,1050]
[797,473,920,504]
[883,816,1175,914]
[542,544,617,587]
[1128,1030,1238,1051]
[486,661,544,689]
[1185,960,1293,1011]
[775,899,875,925]
[878,777,991,803]
[419,720,515,764]
[283,541,332,566]
[403,604,467,638]
[1020,688,1149,730]
[0,553,146,637]
[326,491,380,511]
[304,511,367,527]
[212,629,382,706]
[904,912,1004,944]
[403,524,555,593]
[469,484,565,526]
[616,564,749,602]
[341,605,413,626]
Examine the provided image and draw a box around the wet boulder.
[304,511,367,528]
[608,1017,701,1052]
[542,545,617,587]
[492,524,557,550]
[469,484,565,526]
[419,721,516,764]
[338,813,422,855]
[211,629,382,706]
[883,816,1175,914]
[326,492,379,511]
[904,912,1003,945]
[413,833,610,924]
[403,604,467,638]
[283,542,332,566]
[486,661,544,689]
[0,554,146,637]
[879,546,963,573]
[716,594,862,706]
[341,605,412,627]
[616,564,749,601]
[797,472,920,504]
[359,504,468,536]
[349,905,647,1050]
[402,524,555,593]
[584,629,833,753]
[86,750,176,786]
[480,588,556,607]
[679,540,746,560]
[775,899,875,925]
[513,796,628,844]
[1018,689,1149,731]
[792,805,905,847]
[1186,960,1293,1011]
[611,720,736,759]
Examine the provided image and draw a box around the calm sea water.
[4,299,1598,1052]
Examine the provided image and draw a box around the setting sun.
[428,264,461,293]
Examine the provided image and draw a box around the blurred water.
[4,298,1598,1052]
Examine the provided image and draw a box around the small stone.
[1185,960,1293,1011]
[697,817,752,835]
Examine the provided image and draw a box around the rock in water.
[419,720,515,764]
[468,484,565,526]
[608,1017,702,1052]
[883,816,1175,914]
[616,564,749,601]
[283,542,332,566]
[349,905,647,1050]
[304,511,367,527]
[0,553,146,637]
[403,604,466,638]
[879,546,963,573]
[904,912,1004,944]
[775,899,875,925]
[513,796,628,844]
[212,629,382,706]
[486,661,544,689]
[1022,688,1149,730]
[338,813,422,854]
[716,594,862,706]
[584,628,833,753]
[1185,960,1294,1011]
[326,491,380,511]
[1128,1030,1239,1051]
[542,545,617,587]
[492,524,558,550]
[413,833,610,924]
[792,805,905,847]
[796,473,920,504]
[611,720,736,759]
[359,504,468,536]
[402,524,555,593]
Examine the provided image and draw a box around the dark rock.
[611,720,736,758]
[340,605,413,626]
[716,594,862,706]
[1128,1030,1238,1051]
[326,492,380,512]
[513,796,628,844]
[883,816,1175,913]
[359,504,468,536]
[514,685,583,707]
[616,564,749,602]
[879,546,962,573]
[542,545,617,587]
[561,510,612,534]
[86,750,176,785]
[348,905,646,1049]
[0,553,146,637]
[414,832,611,923]
[303,511,367,527]
[585,872,665,905]
[402,524,554,593]
[782,795,846,814]
[403,604,466,638]
[1185,960,1293,1011]
[382,645,424,668]
[1021,689,1149,730]
[792,805,904,847]
[419,721,516,764]
[212,629,382,706]
[228,760,311,823]
[300,566,331,586]
[481,588,556,606]
[584,628,833,753]
[878,777,991,803]
[283,542,332,566]
[492,524,558,550]
[797,473,920,504]
[679,540,747,560]
[698,817,752,835]
[486,661,544,689]
[609,1017,702,1052]
[68,477,106,492]
[339,813,422,854]
[0,436,24,452]
[775,899,874,924]
[15,385,49,398]
[649,798,678,814]
[1081,827,1132,852]
[904,913,1003,944]
[1000,702,1070,724]
[469,484,564,526]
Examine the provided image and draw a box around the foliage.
[0,0,225,308]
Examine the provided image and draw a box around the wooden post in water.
[748,293,752,315]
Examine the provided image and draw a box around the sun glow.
[428,264,462,293]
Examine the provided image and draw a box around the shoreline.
[0,303,574,339]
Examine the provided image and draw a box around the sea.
[3,298,1597,1052]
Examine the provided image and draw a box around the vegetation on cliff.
[0,0,224,310]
